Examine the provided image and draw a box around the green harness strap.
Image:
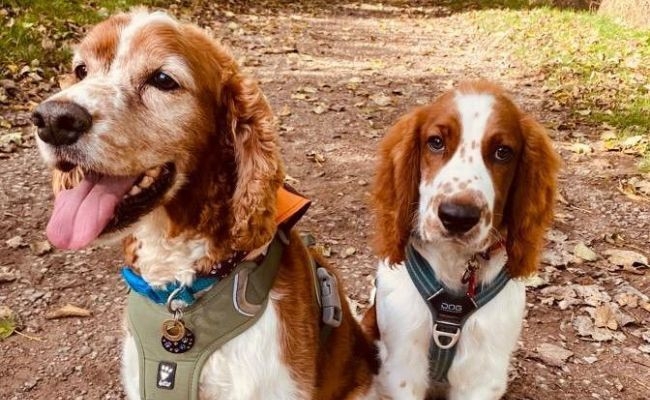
[127,236,284,400]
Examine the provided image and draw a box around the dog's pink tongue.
[46,175,138,250]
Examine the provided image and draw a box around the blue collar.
[121,267,218,307]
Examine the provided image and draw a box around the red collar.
[462,239,506,297]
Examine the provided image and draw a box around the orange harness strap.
[275,185,311,230]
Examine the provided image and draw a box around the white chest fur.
[374,259,525,400]
[130,211,209,288]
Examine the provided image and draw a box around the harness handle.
[432,322,461,349]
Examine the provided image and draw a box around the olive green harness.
[126,236,284,400]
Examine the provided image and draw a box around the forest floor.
[1,1,649,399]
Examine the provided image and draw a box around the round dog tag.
[161,319,195,353]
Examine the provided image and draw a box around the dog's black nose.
[32,100,92,146]
[438,201,481,234]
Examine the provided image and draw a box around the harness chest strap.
[405,243,511,383]
[127,234,285,400]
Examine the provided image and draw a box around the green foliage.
[470,7,650,167]
[0,0,169,76]
[438,0,580,11]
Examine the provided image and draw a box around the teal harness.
[405,242,511,383]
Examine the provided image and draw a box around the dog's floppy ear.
[505,115,560,278]
[373,110,422,264]
[222,73,284,251]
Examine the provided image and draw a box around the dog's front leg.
[446,282,525,400]
[374,263,432,400]
[122,333,141,400]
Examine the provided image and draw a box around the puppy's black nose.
[438,201,481,234]
[32,100,92,146]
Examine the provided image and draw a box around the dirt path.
[1,2,649,399]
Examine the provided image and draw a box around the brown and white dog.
[364,81,560,399]
[33,10,378,399]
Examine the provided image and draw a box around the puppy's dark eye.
[427,135,445,153]
[494,145,514,162]
[74,64,87,80]
[148,71,179,91]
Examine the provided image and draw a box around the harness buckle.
[317,267,342,327]
[432,321,461,349]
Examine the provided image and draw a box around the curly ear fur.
[505,116,561,278]
[373,111,422,264]
[223,74,284,251]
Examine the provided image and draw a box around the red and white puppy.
[33,10,378,400]
[366,81,560,399]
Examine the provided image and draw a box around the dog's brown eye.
[494,145,514,162]
[148,71,179,91]
[427,135,445,153]
[74,64,87,80]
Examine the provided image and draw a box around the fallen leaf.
[573,315,594,337]
[45,304,92,319]
[603,232,625,245]
[570,143,593,154]
[305,151,325,164]
[0,271,16,283]
[343,246,357,257]
[536,343,574,367]
[312,244,331,258]
[629,177,650,197]
[573,242,598,261]
[641,301,650,313]
[5,235,25,249]
[312,104,327,115]
[522,274,548,288]
[618,180,650,203]
[298,86,318,94]
[594,304,618,330]
[0,317,16,341]
[603,249,648,269]
[546,229,568,243]
[0,306,19,341]
[0,132,23,146]
[369,93,392,107]
[277,105,291,117]
[542,247,576,267]
[642,330,650,344]
[583,356,598,364]
[573,285,611,306]
[30,240,52,256]
[615,293,639,308]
